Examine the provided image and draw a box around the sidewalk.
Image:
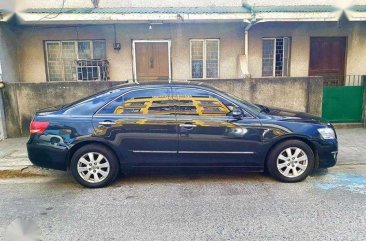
[0,128,365,173]
[0,137,31,170]
[336,128,366,165]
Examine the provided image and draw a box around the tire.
[267,140,314,183]
[70,144,119,188]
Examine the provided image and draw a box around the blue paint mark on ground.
[312,173,366,194]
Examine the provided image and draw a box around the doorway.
[309,37,347,85]
[132,40,171,82]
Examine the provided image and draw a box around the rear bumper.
[313,139,338,168]
[27,142,69,171]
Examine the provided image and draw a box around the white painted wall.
[248,21,366,78]
[0,23,19,83]
[17,22,244,82]
[16,21,366,82]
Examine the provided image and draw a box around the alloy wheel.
[77,152,110,183]
[276,147,308,178]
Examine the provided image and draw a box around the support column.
[0,61,6,140]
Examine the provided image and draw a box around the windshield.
[226,93,263,113]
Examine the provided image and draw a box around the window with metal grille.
[45,40,107,81]
[262,37,291,77]
[190,39,219,79]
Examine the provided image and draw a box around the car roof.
[113,81,218,92]
[61,81,223,115]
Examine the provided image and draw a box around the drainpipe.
[240,20,255,77]
[242,19,271,77]
[244,22,252,70]
[241,0,258,77]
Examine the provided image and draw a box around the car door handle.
[99,121,116,125]
[179,124,197,129]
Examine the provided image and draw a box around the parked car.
[27,83,338,188]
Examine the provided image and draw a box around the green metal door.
[322,84,364,123]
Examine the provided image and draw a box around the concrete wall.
[198,77,323,114]
[248,21,366,78]
[2,81,127,137]
[2,77,323,138]
[17,23,244,82]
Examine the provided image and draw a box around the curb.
[334,123,364,129]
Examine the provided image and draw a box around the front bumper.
[312,139,338,168]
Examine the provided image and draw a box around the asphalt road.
[0,165,365,241]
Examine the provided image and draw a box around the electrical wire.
[38,0,67,21]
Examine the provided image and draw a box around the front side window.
[262,37,291,77]
[191,39,219,79]
[174,88,236,117]
[98,88,173,115]
[45,40,107,81]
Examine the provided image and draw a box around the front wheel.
[70,144,119,188]
[267,140,314,183]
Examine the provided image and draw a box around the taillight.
[30,121,49,134]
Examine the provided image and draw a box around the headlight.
[318,127,335,139]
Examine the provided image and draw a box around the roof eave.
[254,11,343,22]
[16,12,253,25]
[17,13,344,25]
[345,10,366,21]
[0,12,15,22]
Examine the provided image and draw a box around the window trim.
[44,39,106,82]
[190,39,220,80]
[262,37,291,77]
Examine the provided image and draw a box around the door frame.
[132,40,172,83]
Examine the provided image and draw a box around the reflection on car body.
[113,95,230,116]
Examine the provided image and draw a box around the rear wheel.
[267,140,314,183]
[70,144,119,188]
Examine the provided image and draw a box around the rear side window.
[97,88,173,115]
[98,96,124,115]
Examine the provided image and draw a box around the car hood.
[264,107,322,124]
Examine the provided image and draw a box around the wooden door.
[309,37,346,85]
[135,42,169,81]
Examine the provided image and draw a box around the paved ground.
[0,128,365,240]
[0,165,365,241]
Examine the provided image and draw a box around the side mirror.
[232,107,244,119]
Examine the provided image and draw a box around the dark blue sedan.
[27,83,338,188]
